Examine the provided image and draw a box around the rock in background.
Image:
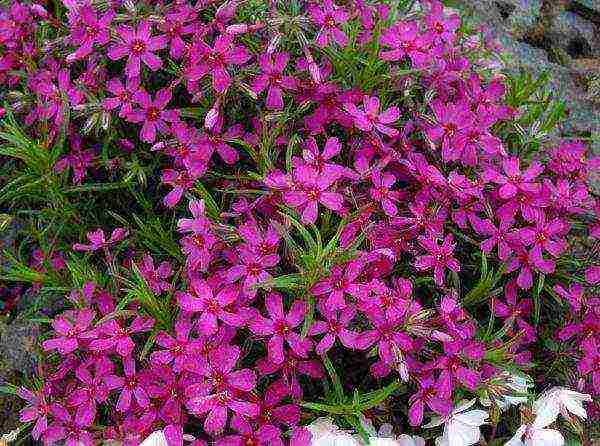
[449,0,600,153]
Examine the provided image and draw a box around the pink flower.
[415,234,460,286]
[88,316,154,357]
[380,21,433,68]
[282,165,344,224]
[185,34,250,93]
[67,5,114,61]
[177,278,246,335]
[370,170,403,217]
[73,228,128,252]
[311,260,364,310]
[126,88,179,143]
[161,169,195,208]
[107,21,167,78]
[106,356,150,412]
[483,157,543,200]
[42,309,95,354]
[102,76,141,118]
[139,254,173,294]
[249,292,312,364]
[309,306,360,355]
[309,0,349,48]
[252,52,297,110]
[186,346,258,434]
[344,96,399,137]
[18,386,68,440]
[408,376,452,427]
[151,319,200,372]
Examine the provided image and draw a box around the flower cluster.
[1,0,599,445]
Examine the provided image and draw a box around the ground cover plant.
[0,0,599,444]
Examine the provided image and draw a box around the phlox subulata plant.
[0,0,599,445]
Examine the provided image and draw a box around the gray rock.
[0,320,39,382]
[551,11,600,57]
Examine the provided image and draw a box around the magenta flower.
[54,136,96,185]
[370,170,403,217]
[252,52,298,110]
[226,247,279,290]
[380,21,433,68]
[282,165,344,224]
[358,311,414,380]
[470,216,516,261]
[161,169,195,208]
[186,346,258,434]
[506,246,555,290]
[483,157,543,200]
[425,100,475,163]
[151,318,200,372]
[67,5,114,61]
[72,228,128,252]
[219,416,282,446]
[309,0,349,48]
[107,21,167,78]
[300,137,346,178]
[492,281,535,343]
[554,282,585,312]
[139,254,172,294]
[185,34,251,93]
[178,199,211,234]
[67,362,120,427]
[102,76,141,118]
[126,88,179,143]
[311,260,364,310]
[408,376,452,427]
[249,292,311,364]
[88,315,154,357]
[434,340,483,397]
[18,386,68,440]
[253,380,301,428]
[42,309,95,354]
[344,96,399,137]
[106,356,150,412]
[578,337,600,394]
[158,6,198,59]
[309,306,360,355]
[517,215,568,258]
[178,278,245,335]
[415,234,460,286]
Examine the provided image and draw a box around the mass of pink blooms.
[2,0,599,444]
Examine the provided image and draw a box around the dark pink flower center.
[146,107,160,121]
[131,40,146,55]
[274,320,289,334]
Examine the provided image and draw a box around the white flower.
[139,430,168,446]
[307,418,360,446]
[532,387,592,427]
[504,386,591,446]
[425,399,488,446]
[504,418,564,446]
[308,417,425,446]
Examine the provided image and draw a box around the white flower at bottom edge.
[504,419,564,446]
[139,430,169,446]
[424,399,488,446]
[307,418,425,446]
[308,418,360,446]
[532,387,592,427]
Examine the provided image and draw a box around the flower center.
[131,40,146,55]
[146,107,160,121]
